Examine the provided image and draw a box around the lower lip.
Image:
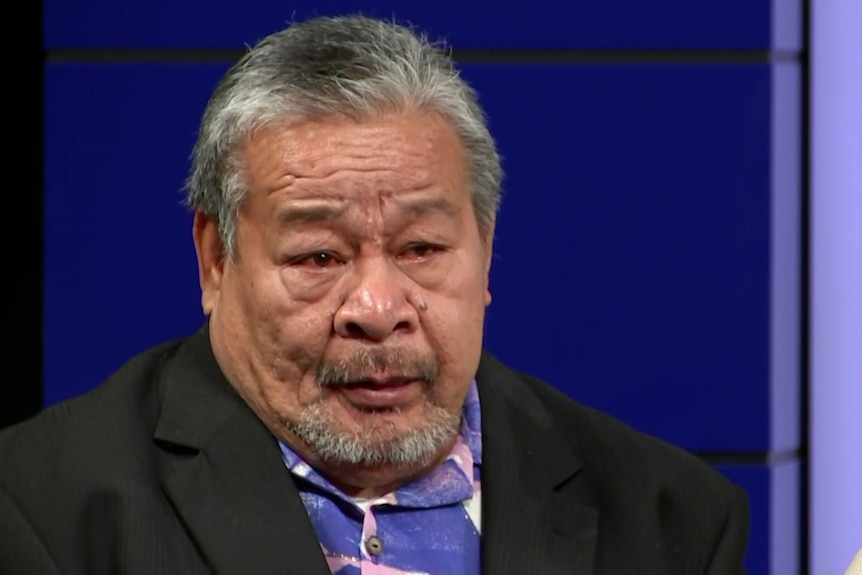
[338,380,423,408]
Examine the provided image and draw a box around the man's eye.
[401,244,440,260]
[294,252,342,269]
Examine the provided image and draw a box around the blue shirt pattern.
[279,381,483,574]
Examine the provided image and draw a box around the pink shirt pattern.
[279,381,483,574]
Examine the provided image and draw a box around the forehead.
[239,111,469,203]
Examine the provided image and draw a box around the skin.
[192,110,495,498]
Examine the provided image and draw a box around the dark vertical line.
[1,0,44,429]
[798,0,812,571]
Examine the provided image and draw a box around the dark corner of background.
[2,2,45,430]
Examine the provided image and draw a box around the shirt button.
[365,535,384,557]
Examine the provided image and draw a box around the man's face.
[195,111,494,491]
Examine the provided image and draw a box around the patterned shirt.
[279,382,483,574]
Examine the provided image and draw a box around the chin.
[285,395,461,469]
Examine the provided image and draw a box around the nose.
[333,257,419,342]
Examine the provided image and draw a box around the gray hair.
[185,14,503,253]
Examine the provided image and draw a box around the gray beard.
[283,346,460,467]
[284,398,461,468]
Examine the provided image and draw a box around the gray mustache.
[316,348,439,387]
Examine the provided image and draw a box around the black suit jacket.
[0,327,749,574]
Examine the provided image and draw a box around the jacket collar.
[476,353,598,575]
[154,326,597,574]
[154,325,330,574]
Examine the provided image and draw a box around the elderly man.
[0,15,749,574]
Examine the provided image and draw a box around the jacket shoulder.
[0,337,185,483]
[503,357,733,489]
[481,355,749,568]
[480,352,746,522]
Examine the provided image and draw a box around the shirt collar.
[279,379,482,510]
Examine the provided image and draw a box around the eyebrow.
[274,203,348,227]
[273,195,460,228]
[391,196,461,218]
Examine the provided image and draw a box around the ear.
[481,217,496,307]
[192,211,225,316]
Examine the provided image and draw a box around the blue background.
[42,2,804,573]
[44,0,797,51]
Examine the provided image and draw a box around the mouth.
[342,375,417,388]
[335,376,424,409]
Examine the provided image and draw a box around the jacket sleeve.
[707,484,751,575]
[0,484,61,575]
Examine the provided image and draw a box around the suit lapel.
[150,328,596,574]
[478,354,598,575]
[154,327,330,574]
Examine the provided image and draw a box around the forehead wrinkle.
[276,125,441,180]
[286,148,437,182]
[242,111,465,218]
[272,169,437,202]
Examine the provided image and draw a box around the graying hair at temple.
[184,14,504,253]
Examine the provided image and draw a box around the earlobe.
[482,220,496,307]
[192,212,225,316]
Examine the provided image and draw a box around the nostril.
[345,323,365,338]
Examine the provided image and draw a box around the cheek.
[279,269,342,304]
[259,285,335,369]
[423,263,488,389]
[236,271,337,402]
[435,252,490,313]
[248,269,330,325]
